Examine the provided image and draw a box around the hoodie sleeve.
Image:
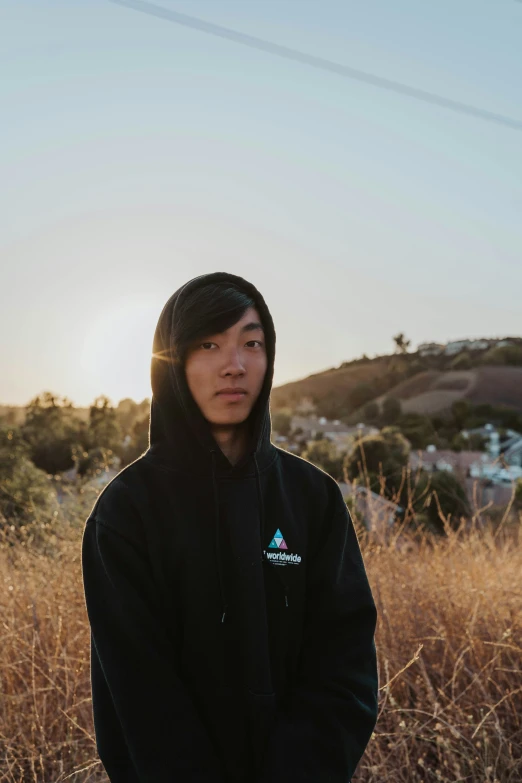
[81,480,225,783]
[258,486,379,783]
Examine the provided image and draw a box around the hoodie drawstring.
[211,448,290,628]
[253,452,290,611]
[210,450,229,625]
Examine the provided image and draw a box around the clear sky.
[1,0,521,407]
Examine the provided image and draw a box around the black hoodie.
[81,271,378,783]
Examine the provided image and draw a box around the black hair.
[172,281,257,365]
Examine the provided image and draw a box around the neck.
[211,422,250,466]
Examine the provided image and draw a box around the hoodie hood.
[147,271,277,479]
[145,272,285,625]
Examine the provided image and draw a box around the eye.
[246,340,264,348]
[201,342,217,350]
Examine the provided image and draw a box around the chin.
[207,408,250,427]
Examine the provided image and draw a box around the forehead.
[221,306,264,334]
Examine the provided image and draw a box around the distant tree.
[21,392,81,474]
[271,410,292,437]
[343,432,410,496]
[0,425,54,528]
[406,359,427,377]
[449,351,472,370]
[363,401,380,423]
[87,396,122,453]
[393,332,411,354]
[295,396,316,416]
[418,470,471,535]
[381,396,402,425]
[0,409,17,426]
[469,433,487,451]
[451,400,472,430]
[116,397,140,435]
[302,438,343,480]
[452,431,487,453]
[381,428,411,465]
[481,345,522,367]
[349,383,375,411]
[76,445,118,478]
[132,415,150,456]
[387,355,408,375]
[119,415,150,467]
[397,412,437,450]
[451,433,466,453]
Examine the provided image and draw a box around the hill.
[272,361,522,420]
[271,358,389,411]
[367,366,522,416]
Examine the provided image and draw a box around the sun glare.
[79,299,159,404]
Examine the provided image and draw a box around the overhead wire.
[109,0,522,133]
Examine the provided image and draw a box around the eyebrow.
[241,321,264,334]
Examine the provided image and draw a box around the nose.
[220,347,245,376]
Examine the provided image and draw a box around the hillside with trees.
[271,335,522,422]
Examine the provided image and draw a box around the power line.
[109,0,522,133]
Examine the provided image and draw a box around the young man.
[82,271,378,783]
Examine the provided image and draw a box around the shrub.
[0,426,55,530]
[302,438,344,480]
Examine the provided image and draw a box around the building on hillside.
[444,340,472,355]
[290,416,378,452]
[410,437,522,484]
[418,342,444,356]
[337,480,403,537]
[418,337,509,359]
[469,461,522,483]
[409,447,485,476]
[500,430,522,467]
[294,396,316,416]
[462,424,522,467]
[461,423,500,457]
[468,339,490,350]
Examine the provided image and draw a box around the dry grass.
[357,518,522,782]
[0,485,106,782]
[0,484,521,782]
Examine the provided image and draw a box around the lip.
[216,388,247,397]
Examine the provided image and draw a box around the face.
[184,306,267,426]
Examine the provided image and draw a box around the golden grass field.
[1,483,521,782]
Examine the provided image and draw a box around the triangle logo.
[268,528,289,550]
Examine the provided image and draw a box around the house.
[337,480,403,537]
[290,416,378,452]
[462,424,522,469]
[418,342,444,357]
[468,339,490,351]
[444,340,472,356]
[501,430,522,467]
[409,447,485,476]
[461,423,499,457]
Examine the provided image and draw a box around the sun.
[79,298,159,404]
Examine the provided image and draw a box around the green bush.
[302,438,344,480]
[481,345,522,367]
[416,470,472,535]
[343,432,410,496]
[0,426,55,529]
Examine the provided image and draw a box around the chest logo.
[264,528,302,566]
[268,528,288,550]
